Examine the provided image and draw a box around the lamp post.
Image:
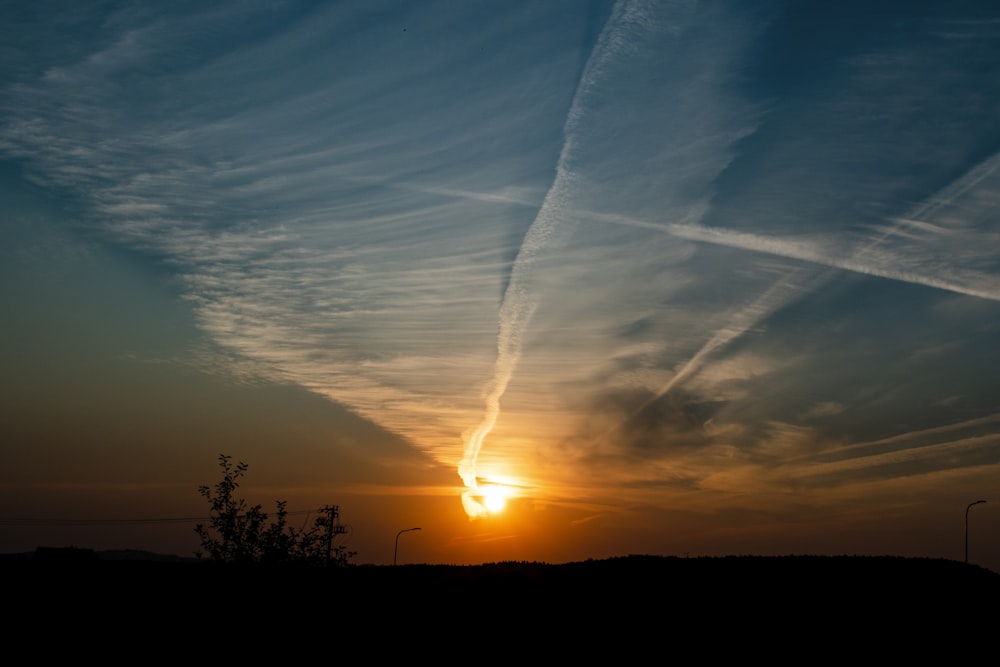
[394,527,421,566]
[965,500,986,564]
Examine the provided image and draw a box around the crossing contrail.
[614,150,1000,435]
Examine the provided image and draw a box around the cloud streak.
[2,1,999,567]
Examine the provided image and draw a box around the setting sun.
[482,487,507,514]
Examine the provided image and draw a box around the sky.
[2,0,1000,569]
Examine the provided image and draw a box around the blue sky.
[2,0,1000,567]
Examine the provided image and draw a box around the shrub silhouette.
[195,454,354,565]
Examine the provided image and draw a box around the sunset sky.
[3,0,1000,570]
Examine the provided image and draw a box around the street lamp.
[965,500,986,564]
[394,527,421,566]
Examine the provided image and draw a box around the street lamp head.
[393,526,422,566]
[965,500,987,564]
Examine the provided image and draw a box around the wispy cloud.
[2,1,998,553]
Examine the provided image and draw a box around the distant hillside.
[5,554,997,655]
[10,552,999,597]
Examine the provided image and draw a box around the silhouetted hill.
[6,554,997,657]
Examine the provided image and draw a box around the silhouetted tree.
[195,454,354,565]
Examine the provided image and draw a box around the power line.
[0,508,324,527]
[0,517,203,526]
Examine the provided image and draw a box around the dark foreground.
[6,554,998,657]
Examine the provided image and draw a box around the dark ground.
[5,552,997,658]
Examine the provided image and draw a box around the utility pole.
[321,505,347,566]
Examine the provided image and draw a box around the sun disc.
[483,487,507,513]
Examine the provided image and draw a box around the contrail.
[629,268,814,423]
[588,150,1000,303]
[615,150,1000,434]
[663,223,1000,302]
[459,0,650,518]
[608,270,816,438]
